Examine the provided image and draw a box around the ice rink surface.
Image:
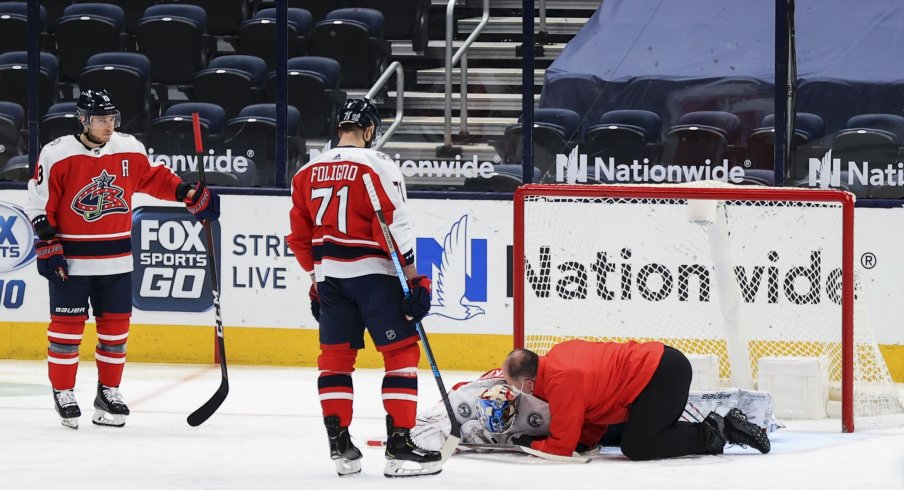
[1,360,902,490]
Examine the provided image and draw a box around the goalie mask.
[476,384,519,434]
[338,97,382,148]
[76,89,121,130]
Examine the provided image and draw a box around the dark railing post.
[522,0,535,184]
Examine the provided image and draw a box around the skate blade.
[383,459,442,478]
[60,417,79,430]
[92,409,126,427]
[333,457,362,477]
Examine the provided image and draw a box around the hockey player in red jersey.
[287,98,441,478]
[25,90,220,429]
[502,341,771,460]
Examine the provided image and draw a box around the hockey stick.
[186,112,229,427]
[461,443,592,463]
[361,173,461,463]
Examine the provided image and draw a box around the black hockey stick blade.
[186,376,229,427]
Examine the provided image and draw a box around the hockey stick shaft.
[461,444,592,463]
[361,174,461,461]
[187,112,229,427]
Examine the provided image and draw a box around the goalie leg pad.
[318,344,358,426]
[95,313,129,388]
[381,342,420,429]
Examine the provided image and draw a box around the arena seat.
[223,104,302,186]
[0,51,57,115]
[583,110,662,168]
[832,113,904,170]
[40,102,79,146]
[310,8,389,88]
[55,3,126,82]
[79,52,151,133]
[263,56,346,138]
[253,0,341,23]
[347,0,430,52]
[136,4,208,84]
[237,8,311,70]
[160,0,248,36]
[147,102,226,162]
[662,111,741,168]
[73,0,154,34]
[746,112,825,171]
[0,2,46,53]
[193,55,267,119]
[0,100,23,168]
[501,108,582,181]
[0,153,29,181]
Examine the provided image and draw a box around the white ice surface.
[1,360,903,490]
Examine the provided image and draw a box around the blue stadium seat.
[311,8,390,88]
[583,110,662,167]
[237,8,311,70]
[253,0,340,23]
[662,111,741,167]
[0,100,23,168]
[263,56,346,138]
[160,0,249,36]
[40,102,80,146]
[347,0,430,52]
[137,4,208,84]
[0,51,58,114]
[79,52,151,133]
[0,2,47,53]
[747,113,825,171]
[832,113,904,170]
[501,108,582,182]
[0,153,29,181]
[55,3,126,81]
[194,55,267,119]
[223,104,302,186]
[146,102,231,183]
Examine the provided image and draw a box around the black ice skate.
[92,383,130,427]
[384,416,442,478]
[723,408,771,454]
[700,411,727,454]
[324,416,362,477]
[53,389,81,430]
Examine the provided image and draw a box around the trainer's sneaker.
[324,416,362,477]
[92,383,129,427]
[723,408,771,454]
[700,411,727,455]
[53,389,81,430]
[384,416,442,478]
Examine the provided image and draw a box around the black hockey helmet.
[76,89,120,128]
[338,97,381,147]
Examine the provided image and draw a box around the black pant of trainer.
[619,346,723,460]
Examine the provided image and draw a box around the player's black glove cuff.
[511,434,534,447]
[31,215,57,241]
[175,181,193,201]
[309,283,320,322]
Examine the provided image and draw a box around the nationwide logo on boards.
[0,201,37,273]
[808,150,904,187]
[554,146,749,184]
[416,215,487,321]
[131,207,220,312]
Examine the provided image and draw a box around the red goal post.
[514,183,859,430]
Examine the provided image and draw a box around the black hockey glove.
[511,434,534,447]
[35,239,68,283]
[309,283,320,322]
[184,182,220,222]
[401,275,431,323]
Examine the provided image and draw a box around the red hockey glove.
[401,275,431,323]
[184,182,220,221]
[309,283,320,322]
[35,239,68,283]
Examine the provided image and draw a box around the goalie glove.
[184,182,220,222]
[402,275,431,323]
[309,283,320,322]
[35,239,68,283]
[511,434,534,448]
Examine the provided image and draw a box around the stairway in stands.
[328,0,599,190]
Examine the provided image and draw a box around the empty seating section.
[0,51,58,114]
[79,52,151,133]
[137,4,207,85]
[0,100,23,168]
[310,8,389,88]
[193,55,267,119]
[263,56,345,138]
[40,102,80,146]
[55,3,126,82]
[584,110,662,166]
[0,2,46,53]
[238,7,311,70]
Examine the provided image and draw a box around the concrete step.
[386,115,515,136]
[459,16,586,35]
[418,67,545,86]
[386,91,538,112]
[392,40,565,60]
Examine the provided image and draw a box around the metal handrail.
[444,0,490,147]
[539,0,547,33]
[367,61,405,151]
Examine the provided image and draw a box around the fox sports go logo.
[0,202,35,309]
[131,207,218,312]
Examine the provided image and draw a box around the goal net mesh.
[517,184,903,424]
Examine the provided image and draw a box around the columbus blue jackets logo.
[71,170,129,221]
[417,215,487,321]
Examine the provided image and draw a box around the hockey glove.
[309,283,320,322]
[35,239,68,283]
[184,182,220,222]
[401,275,432,323]
[511,434,534,447]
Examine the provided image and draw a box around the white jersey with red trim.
[287,146,415,281]
[25,133,184,276]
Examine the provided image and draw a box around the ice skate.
[53,389,81,430]
[384,416,442,478]
[723,408,770,454]
[324,416,362,477]
[92,383,129,427]
[700,411,727,454]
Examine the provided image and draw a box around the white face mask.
[509,380,534,396]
